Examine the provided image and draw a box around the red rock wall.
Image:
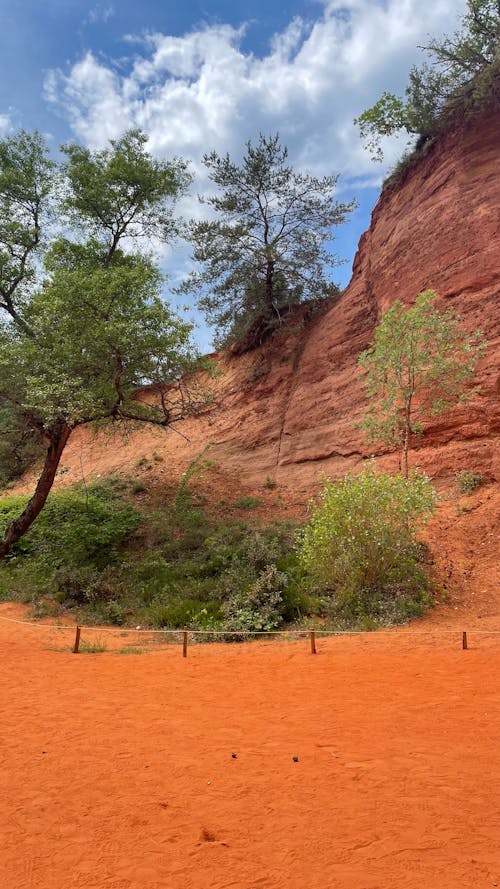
[53,111,499,494]
[277,110,500,489]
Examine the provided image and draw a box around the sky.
[1,0,467,350]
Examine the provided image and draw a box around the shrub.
[222,565,287,632]
[456,470,483,495]
[234,496,262,509]
[0,489,141,568]
[0,477,306,632]
[150,599,222,629]
[298,466,436,622]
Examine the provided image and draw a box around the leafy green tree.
[0,403,44,487]
[0,128,198,558]
[356,0,500,161]
[298,466,436,622]
[358,290,486,477]
[181,133,355,349]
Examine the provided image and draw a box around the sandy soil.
[0,609,499,889]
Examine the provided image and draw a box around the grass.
[234,496,262,509]
[79,636,108,654]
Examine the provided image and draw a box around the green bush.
[150,599,222,629]
[298,467,436,623]
[234,496,262,509]
[456,470,483,495]
[222,565,287,633]
[0,480,307,632]
[219,527,301,632]
[0,488,141,567]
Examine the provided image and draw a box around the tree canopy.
[356,0,500,162]
[0,128,199,557]
[181,133,355,350]
[358,290,486,476]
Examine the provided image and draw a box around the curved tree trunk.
[0,423,72,559]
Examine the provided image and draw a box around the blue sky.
[1,0,466,350]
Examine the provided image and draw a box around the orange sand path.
[0,619,499,889]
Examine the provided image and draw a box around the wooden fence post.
[462,630,468,650]
[310,628,317,655]
[73,626,81,654]
[183,626,188,658]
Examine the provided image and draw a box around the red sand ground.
[0,608,499,889]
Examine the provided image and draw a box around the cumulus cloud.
[0,114,11,136]
[45,0,466,178]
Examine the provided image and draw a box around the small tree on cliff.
[0,129,199,558]
[181,133,355,349]
[358,290,486,477]
[355,0,500,161]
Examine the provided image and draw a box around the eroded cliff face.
[276,109,500,488]
[51,111,499,494]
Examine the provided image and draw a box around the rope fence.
[1,613,500,655]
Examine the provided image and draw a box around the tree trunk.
[0,423,72,559]
[402,414,411,479]
[402,396,412,479]
[403,431,409,479]
[265,258,275,315]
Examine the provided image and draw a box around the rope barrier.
[0,613,499,635]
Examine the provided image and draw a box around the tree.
[355,0,500,161]
[0,128,198,558]
[358,290,486,477]
[181,133,355,349]
[298,466,436,623]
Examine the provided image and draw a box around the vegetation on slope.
[0,464,436,633]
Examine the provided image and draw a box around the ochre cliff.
[50,109,499,495]
[276,109,500,488]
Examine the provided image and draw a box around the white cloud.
[87,5,115,25]
[45,0,466,175]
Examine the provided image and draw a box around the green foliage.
[0,488,140,567]
[456,469,483,494]
[298,467,436,623]
[79,636,108,654]
[0,479,308,632]
[151,600,223,629]
[356,0,500,163]
[222,565,287,632]
[358,290,486,476]
[62,129,192,244]
[0,402,44,486]
[174,449,214,512]
[181,133,355,349]
[0,127,199,556]
[0,466,439,633]
[234,496,262,509]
